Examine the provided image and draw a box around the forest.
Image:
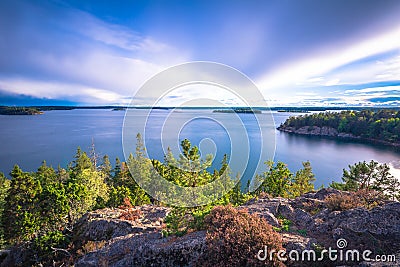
[0,134,398,265]
[0,106,43,115]
[279,109,400,144]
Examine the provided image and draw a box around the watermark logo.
[336,238,347,249]
[122,62,276,207]
[257,238,396,263]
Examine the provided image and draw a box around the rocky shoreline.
[277,125,400,148]
[2,188,399,266]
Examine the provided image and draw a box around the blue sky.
[0,0,400,106]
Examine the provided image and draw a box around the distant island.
[277,109,310,113]
[278,109,400,147]
[213,108,261,114]
[0,106,43,115]
[112,107,127,111]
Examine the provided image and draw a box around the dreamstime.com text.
[257,238,396,263]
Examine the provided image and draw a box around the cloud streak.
[0,1,188,105]
[257,27,400,89]
[256,25,400,106]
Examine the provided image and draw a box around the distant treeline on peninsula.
[278,109,400,146]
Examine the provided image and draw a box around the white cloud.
[156,84,248,107]
[325,79,340,86]
[68,11,175,56]
[306,77,325,83]
[0,3,190,105]
[264,84,400,107]
[344,85,400,95]
[322,55,400,86]
[29,51,170,95]
[0,78,128,104]
[256,27,400,92]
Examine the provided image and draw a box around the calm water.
[1,109,400,187]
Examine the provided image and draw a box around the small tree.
[71,147,93,174]
[255,161,292,198]
[107,185,132,208]
[289,161,315,197]
[66,148,110,222]
[0,172,10,247]
[2,165,42,243]
[100,155,112,183]
[331,160,399,201]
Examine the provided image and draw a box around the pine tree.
[113,157,122,180]
[66,148,110,222]
[331,160,400,201]
[289,161,315,197]
[37,179,70,233]
[36,161,57,185]
[177,139,213,187]
[100,155,112,177]
[3,165,42,243]
[255,161,292,198]
[71,147,93,176]
[0,172,10,247]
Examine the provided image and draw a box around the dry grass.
[198,205,285,267]
[324,190,385,211]
[118,197,143,222]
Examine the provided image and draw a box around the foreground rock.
[73,205,206,266]
[74,205,170,242]
[75,231,206,267]
[74,189,400,266]
[244,188,400,252]
[2,189,400,266]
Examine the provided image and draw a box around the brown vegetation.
[199,205,285,267]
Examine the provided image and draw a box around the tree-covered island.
[0,106,43,115]
[278,109,400,146]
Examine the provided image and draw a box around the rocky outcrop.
[73,205,170,242]
[243,189,400,250]
[73,205,206,267]
[278,124,400,148]
[2,189,400,266]
[278,125,400,148]
[75,231,206,267]
[278,125,344,137]
[73,189,400,266]
[242,188,400,266]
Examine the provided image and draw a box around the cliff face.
[2,189,400,267]
[277,125,357,138]
[277,125,400,148]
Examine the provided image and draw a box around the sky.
[0,0,400,107]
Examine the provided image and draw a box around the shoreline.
[277,125,400,148]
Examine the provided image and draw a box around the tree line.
[280,109,400,143]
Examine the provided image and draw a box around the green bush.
[163,208,188,237]
[32,231,70,262]
[274,216,291,232]
[255,161,315,198]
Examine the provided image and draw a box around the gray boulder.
[73,205,170,242]
[76,231,206,267]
